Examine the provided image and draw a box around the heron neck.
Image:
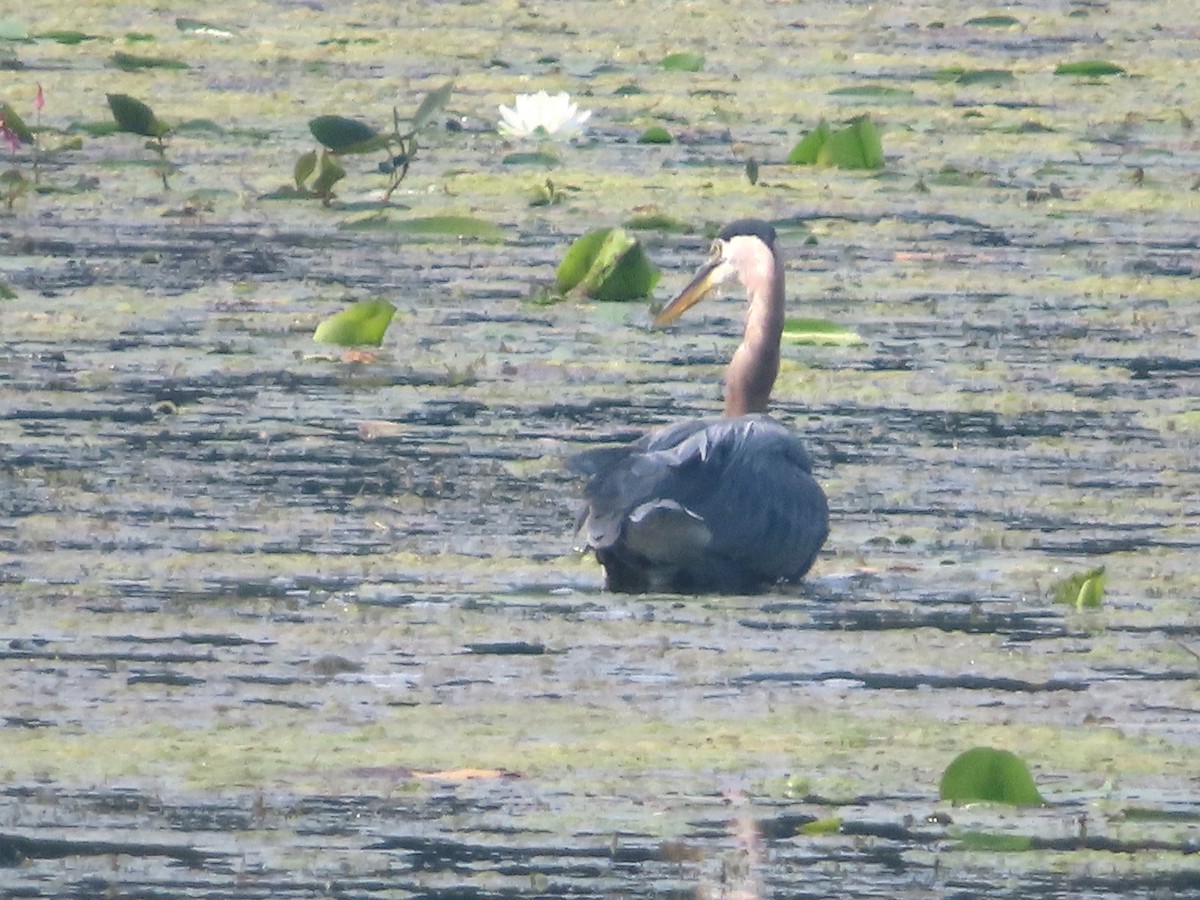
[724,253,783,417]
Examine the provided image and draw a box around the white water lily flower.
[498,91,592,139]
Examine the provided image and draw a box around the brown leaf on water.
[412,768,519,782]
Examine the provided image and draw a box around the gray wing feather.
[575,414,828,587]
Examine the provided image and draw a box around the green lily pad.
[828,84,915,99]
[965,14,1020,27]
[501,151,561,168]
[36,30,94,44]
[258,185,311,201]
[310,152,345,195]
[622,212,692,233]
[952,832,1034,852]
[637,126,672,144]
[309,115,382,153]
[660,51,704,72]
[112,51,189,71]
[556,227,661,301]
[174,119,225,135]
[0,279,16,300]
[1051,566,1105,610]
[786,120,832,165]
[939,748,1045,806]
[106,94,169,138]
[790,116,883,170]
[339,215,506,242]
[798,817,842,836]
[1054,60,1126,77]
[294,150,318,188]
[939,67,1016,86]
[820,116,884,169]
[782,317,866,346]
[0,103,33,142]
[313,299,396,347]
[409,80,454,133]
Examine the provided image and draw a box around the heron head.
[653,219,779,327]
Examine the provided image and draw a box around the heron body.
[573,219,830,594]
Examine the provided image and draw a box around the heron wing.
[576,414,828,585]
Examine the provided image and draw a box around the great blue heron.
[571,219,830,594]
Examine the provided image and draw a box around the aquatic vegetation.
[940,747,1045,806]
[555,227,660,301]
[287,81,454,204]
[1051,566,1106,610]
[106,92,172,189]
[787,115,884,170]
[313,298,397,347]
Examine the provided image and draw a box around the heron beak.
[652,256,731,328]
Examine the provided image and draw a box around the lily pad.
[409,80,454,133]
[637,126,672,144]
[294,150,318,188]
[622,213,692,233]
[938,67,1016,86]
[782,317,866,346]
[36,30,94,44]
[106,94,169,138]
[786,121,832,165]
[313,299,396,347]
[307,152,345,197]
[1051,566,1105,610]
[820,116,884,169]
[660,51,704,72]
[965,14,1020,27]
[828,85,915,99]
[790,116,883,170]
[0,102,33,142]
[340,215,506,242]
[798,817,842,836]
[952,832,1034,852]
[502,151,561,168]
[309,115,382,153]
[939,747,1045,806]
[556,227,661,301]
[1054,60,1126,77]
[112,51,189,71]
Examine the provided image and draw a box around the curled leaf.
[556,227,660,301]
[939,748,1045,806]
[313,299,396,347]
[106,93,169,138]
[309,115,381,152]
[1051,566,1106,610]
[293,150,318,188]
[0,102,33,142]
[409,80,454,133]
[637,126,672,144]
